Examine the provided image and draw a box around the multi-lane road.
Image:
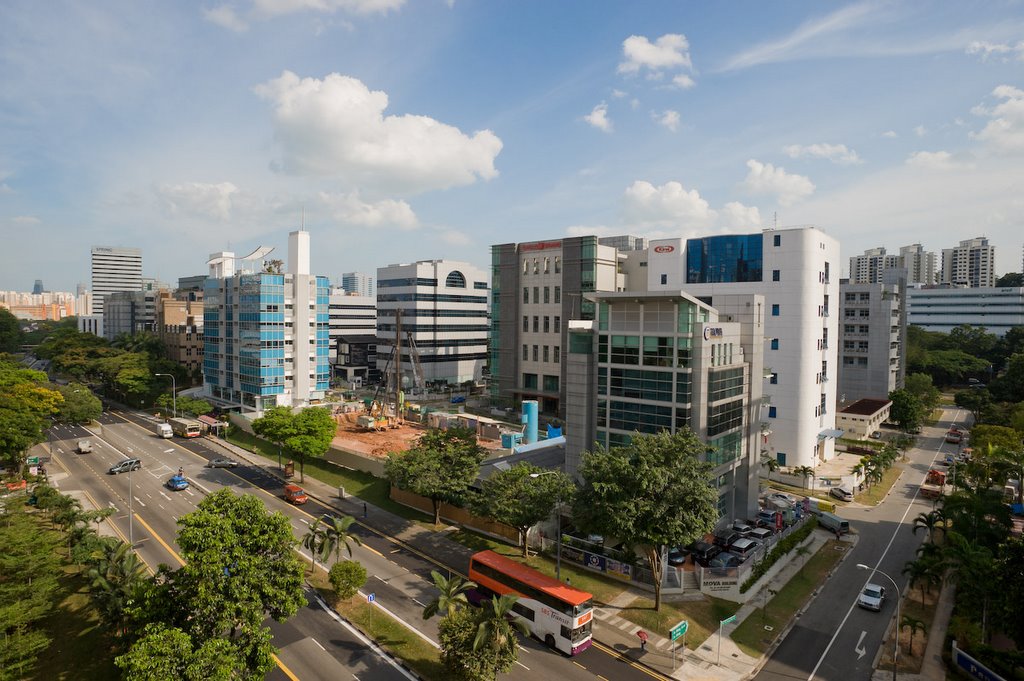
[755,408,968,681]
[47,408,664,681]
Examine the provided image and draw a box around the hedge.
[739,517,818,593]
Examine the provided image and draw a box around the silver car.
[206,458,239,469]
[858,583,886,611]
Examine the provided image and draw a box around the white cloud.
[672,74,696,90]
[618,34,693,74]
[655,110,680,132]
[905,150,960,170]
[437,228,471,246]
[914,125,927,137]
[622,180,717,228]
[156,181,239,221]
[317,190,417,229]
[203,6,249,31]
[720,202,762,229]
[882,130,898,138]
[971,84,1024,153]
[630,98,640,111]
[611,89,628,99]
[13,215,40,225]
[584,103,613,132]
[742,159,815,206]
[254,71,502,195]
[204,0,404,29]
[783,143,861,165]
[966,40,1024,62]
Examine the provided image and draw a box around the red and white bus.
[468,550,594,656]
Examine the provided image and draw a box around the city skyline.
[3,1,1024,292]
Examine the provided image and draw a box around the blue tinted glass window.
[771,304,780,316]
[773,234,781,247]
[768,406,777,418]
[686,235,763,283]
[770,339,779,350]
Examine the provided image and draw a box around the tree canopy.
[0,358,63,471]
[888,388,925,432]
[573,429,718,610]
[55,382,102,424]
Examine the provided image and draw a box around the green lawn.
[617,594,737,649]
[854,465,902,506]
[730,539,846,656]
[30,567,119,681]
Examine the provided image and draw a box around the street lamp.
[154,373,176,419]
[530,471,564,581]
[857,563,899,681]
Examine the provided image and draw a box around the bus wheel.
[545,634,555,649]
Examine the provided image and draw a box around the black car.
[713,529,739,549]
[687,541,722,567]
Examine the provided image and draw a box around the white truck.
[154,422,173,439]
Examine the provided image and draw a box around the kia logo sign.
[653,245,675,253]
[703,327,723,340]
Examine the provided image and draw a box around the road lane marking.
[133,496,146,507]
[364,545,384,558]
[855,630,867,659]
[310,638,325,652]
[164,449,175,453]
[160,491,171,501]
[270,653,301,681]
[572,661,585,669]
[133,513,185,566]
[412,598,425,607]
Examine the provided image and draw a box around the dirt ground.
[331,412,505,459]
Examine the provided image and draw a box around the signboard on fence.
[952,641,1006,681]
[560,544,634,583]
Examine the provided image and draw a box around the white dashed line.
[133,496,146,507]
[311,638,325,652]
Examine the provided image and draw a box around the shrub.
[740,517,818,593]
[329,560,367,600]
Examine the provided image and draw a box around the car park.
[765,492,797,506]
[108,458,141,475]
[712,529,739,548]
[708,552,741,574]
[830,486,854,502]
[283,484,308,505]
[206,458,239,468]
[858,583,886,611]
[747,527,773,542]
[667,546,690,566]
[731,521,755,536]
[756,510,779,528]
[728,537,761,561]
[687,541,721,567]
[166,474,189,491]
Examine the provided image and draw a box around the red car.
[283,484,308,505]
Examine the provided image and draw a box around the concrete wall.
[389,486,519,543]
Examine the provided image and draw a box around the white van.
[818,512,850,535]
[154,422,173,439]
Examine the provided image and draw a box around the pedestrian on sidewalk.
[637,630,648,651]
[363,502,367,518]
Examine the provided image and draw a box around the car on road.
[206,458,239,468]
[108,458,141,475]
[283,484,308,505]
[76,440,93,454]
[858,583,886,611]
[166,474,189,491]
[830,486,855,502]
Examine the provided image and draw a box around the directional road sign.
[670,620,688,641]
[721,614,737,626]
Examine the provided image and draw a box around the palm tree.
[302,518,327,573]
[422,570,476,620]
[322,515,362,564]
[911,510,943,543]
[473,593,530,653]
[88,541,148,637]
[901,615,927,655]
[794,465,815,490]
[761,456,780,482]
[902,557,943,605]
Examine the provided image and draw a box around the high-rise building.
[339,272,374,298]
[157,291,204,380]
[641,226,840,470]
[90,246,142,316]
[898,244,937,285]
[564,290,764,522]
[849,247,901,284]
[32,280,43,295]
[837,269,906,404]
[104,289,159,340]
[489,237,639,416]
[376,260,489,387]
[328,288,377,385]
[202,231,330,413]
[940,237,996,288]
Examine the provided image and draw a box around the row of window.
[522,256,562,275]
[522,373,560,391]
[522,344,561,364]
[522,315,562,334]
[522,285,562,305]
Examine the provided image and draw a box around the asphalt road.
[49,409,662,681]
[755,409,968,681]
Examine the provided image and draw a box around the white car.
[858,583,886,611]
[765,492,797,506]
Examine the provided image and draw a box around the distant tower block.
[32,279,44,295]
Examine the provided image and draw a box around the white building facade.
[90,246,142,316]
[899,244,937,285]
[849,247,901,284]
[941,237,996,288]
[328,289,377,385]
[376,260,489,387]
[906,286,1024,336]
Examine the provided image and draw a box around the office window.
[554,316,561,332]
[533,259,539,274]
[544,257,550,273]
[522,344,528,360]
[769,373,778,384]
[533,287,539,304]
[523,287,529,303]
[523,373,538,389]
[660,274,668,285]
[543,346,549,362]
[533,316,539,333]
[771,304,780,316]
[553,346,560,363]
[523,260,529,274]
[554,286,561,303]
[555,256,561,273]
[773,234,781,247]
[768,406,777,418]
[543,316,550,333]
[772,270,780,281]
[770,338,779,350]
[543,375,559,391]
[532,345,539,362]
[543,287,550,304]
[777,452,787,466]
[523,316,529,332]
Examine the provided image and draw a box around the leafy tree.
[471,463,574,557]
[969,424,1020,453]
[55,382,102,424]
[904,373,940,413]
[573,429,718,610]
[422,570,475,620]
[328,560,367,600]
[321,514,362,564]
[954,389,992,424]
[116,624,238,681]
[251,405,297,468]
[994,538,1024,648]
[285,407,336,483]
[995,272,1024,287]
[0,308,21,353]
[439,607,511,681]
[888,389,924,432]
[942,489,1011,551]
[0,359,63,472]
[473,593,529,654]
[385,427,486,525]
[990,353,1024,403]
[921,349,990,387]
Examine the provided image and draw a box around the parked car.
[830,486,855,502]
[858,583,886,611]
[712,529,739,549]
[731,521,755,536]
[728,537,761,561]
[755,510,778,528]
[108,458,141,475]
[687,541,721,567]
[76,440,93,454]
[206,458,239,468]
[708,552,741,575]
[747,527,774,542]
[869,431,882,440]
[283,484,308,505]
[765,492,797,506]
[166,474,189,491]
[667,546,690,566]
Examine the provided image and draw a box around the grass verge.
[309,574,445,680]
[730,538,846,657]
[878,577,941,673]
[854,465,902,506]
[617,595,737,649]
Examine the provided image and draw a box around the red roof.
[470,550,593,606]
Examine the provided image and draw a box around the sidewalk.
[205,435,838,681]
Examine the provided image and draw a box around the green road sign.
[27,456,39,465]
[721,614,737,626]
[670,620,688,641]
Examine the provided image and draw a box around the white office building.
[906,285,1024,336]
[376,260,489,387]
[91,246,142,316]
[639,226,840,470]
[899,244,937,285]
[328,289,377,385]
[339,272,374,298]
[941,237,996,288]
[837,272,906,403]
[849,247,901,284]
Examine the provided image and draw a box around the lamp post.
[154,373,176,418]
[857,564,899,681]
[530,471,563,581]
[128,464,134,546]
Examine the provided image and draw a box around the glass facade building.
[686,235,763,284]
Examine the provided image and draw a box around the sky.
[3,0,1024,293]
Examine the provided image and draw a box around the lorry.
[921,469,947,500]
[154,422,173,439]
[945,427,963,444]
[169,417,202,438]
[76,440,93,454]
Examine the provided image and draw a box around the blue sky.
[3,0,1024,292]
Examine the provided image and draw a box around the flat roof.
[840,398,892,416]
[470,550,592,606]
